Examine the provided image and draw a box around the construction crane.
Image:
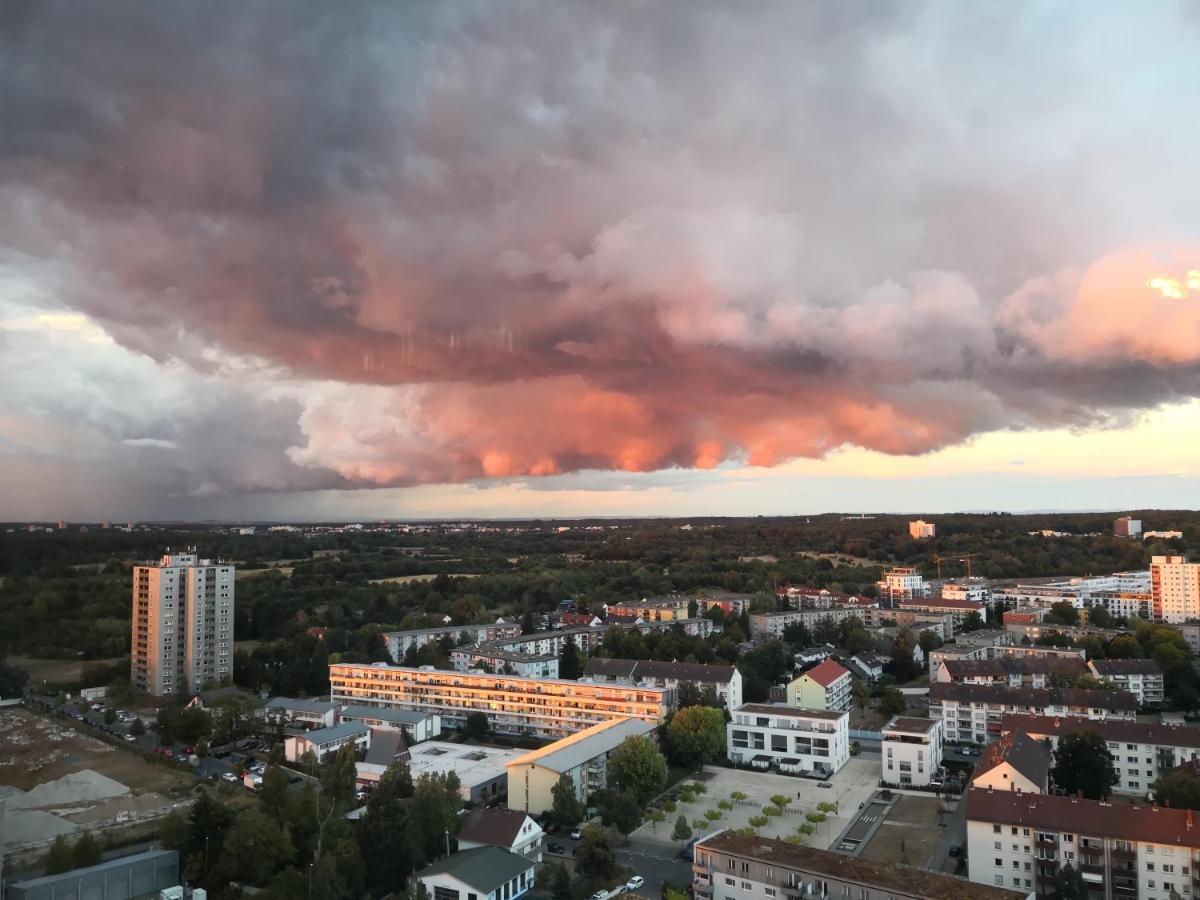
[933,553,978,580]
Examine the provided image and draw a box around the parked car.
[123,734,136,743]
[569,827,583,840]
[626,876,644,891]
[221,772,239,783]
[547,843,565,855]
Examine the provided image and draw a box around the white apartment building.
[383,622,522,661]
[933,656,1088,689]
[488,628,606,656]
[993,571,1151,610]
[582,658,743,710]
[927,641,1081,674]
[749,606,866,638]
[1151,555,1200,623]
[284,720,371,763]
[329,662,668,739]
[1002,714,1200,796]
[1114,515,1143,538]
[727,704,849,776]
[130,550,234,696]
[1087,658,1165,705]
[909,520,936,539]
[876,567,931,603]
[929,683,1137,745]
[882,716,943,787]
[967,787,1200,899]
[941,578,992,604]
[693,831,1027,900]
[450,646,559,678]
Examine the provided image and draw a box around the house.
[262,697,337,729]
[457,808,544,862]
[1086,658,1165,705]
[416,846,536,900]
[337,704,441,743]
[844,653,885,683]
[506,717,658,814]
[969,730,1051,794]
[794,645,835,667]
[786,658,852,712]
[284,721,370,763]
[354,728,410,788]
[582,658,743,710]
[881,717,943,788]
[727,704,849,776]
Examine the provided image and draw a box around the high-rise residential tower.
[1150,554,1200,623]
[131,550,234,696]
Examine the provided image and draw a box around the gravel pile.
[7,769,129,809]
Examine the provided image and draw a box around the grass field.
[367,573,480,584]
[10,655,124,688]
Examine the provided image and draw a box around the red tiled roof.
[802,657,850,687]
[1002,713,1200,749]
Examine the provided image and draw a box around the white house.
[457,808,544,863]
[968,730,1051,794]
[727,704,849,776]
[416,846,535,900]
[337,704,441,743]
[284,721,370,763]
[262,697,338,729]
[881,716,943,788]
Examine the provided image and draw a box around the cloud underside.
[2,2,1200,508]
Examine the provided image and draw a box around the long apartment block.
[383,622,523,661]
[1003,714,1200,796]
[328,662,668,740]
[967,786,1200,899]
[929,682,1137,745]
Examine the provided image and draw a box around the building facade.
[383,622,523,661]
[1151,555,1200,623]
[329,662,668,739]
[933,656,1088,689]
[727,704,849,776]
[909,520,936,539]
[787,658,852,712]
[882,716,944,787]
[450,646,559,678]
[1087,659,1165,705]
[929,683,1137,745]
[416,847,535,900]
[876,567,931,604]
[130,550,234,696]
[1114,515,1143,538]
[582,658,743,710]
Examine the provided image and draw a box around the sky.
[2,1,1200,522]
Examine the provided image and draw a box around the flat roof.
[735,704,846,722]
[696,831,1024,900]
[339,704,436,725]
[883,716,939,735]
[409,740,524,787]
[507,717,657,774]
[265,696,336,715]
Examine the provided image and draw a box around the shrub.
[704,809,722,822]
[805,812,826,824]
[769,794,790,809]
[691,782,707,794]
[748,815,769,829]
[763,806,781,817]
[718,800,733,810]
[679,790,695,803]
[663,799,677,812]
[730,791,747,801]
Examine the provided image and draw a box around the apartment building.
[876,567,931,604]
[606,595,690,622]
[786,657,852,712]
[928,639,1080,674]
[897,595,987,629]
[909,519,936,539]
[970,731,1052,794]
[1086,591,1155,620]
[262,697,338,729]
[450,646,559,678]
[879,608,955,640]
[1151,555,1200,623]
[582,658,743,710]
[966,786,1200,899]
[928,683,1137,745]
[1087,658,1165,705]
[749,606,864,639]
[1114,515,1143,538]
[284,720,371,763]
[933,656,1088,689]
[130,550,234,696]
[506,717,658,814]
[337,704,441,743]
[941,577,992,604]
[781,586,878,614]
[1001,714,1200,796]
[727,704,849,776]
[881,716,943,788]
[328,662,668,740]
[693,831,1027,900]
[1170,622,1200,655]
[383,622,523,661]
[487,628,606,657]
[694,591,754,618]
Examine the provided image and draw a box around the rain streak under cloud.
[2,1,1200,518]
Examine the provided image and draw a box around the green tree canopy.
[463,711,490,741]
[607,734,668,804]
[667,705,727,769]
[551,773,584,825]
[219,808,294,886]
[574,825,617,881]
[1150,771,1200,810]
[1052,730,1117,800]
[1053,863,1088,900]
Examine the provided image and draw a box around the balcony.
[1109,845,1136,861]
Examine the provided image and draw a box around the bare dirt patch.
[796,551,887,568]
[236,566,293,579]
[368,573,481,584]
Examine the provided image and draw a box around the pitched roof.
[1002,713,1200,750]
[1088,658,1163,676]
[265,697,336,715]
[966,787,1200,849]
[583,658,737,684]
[299,721,369,745]
[929,682,1137,711]
[972,730,1052,789]
[457,807,537,848]
[507,717,658,774]
[418,846,533,893]
[695,831,1025,900]
[941,657,1086,678]
[801,657,850,687]
[363,728,407,766]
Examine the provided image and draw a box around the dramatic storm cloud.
[2,1,1199,516]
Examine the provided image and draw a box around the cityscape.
[2,3,1200,900]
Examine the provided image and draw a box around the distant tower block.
[908,520,936,539]
[1114,516,1142,538]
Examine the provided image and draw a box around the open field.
[236,566,293,579]
[368,573,481,584]
[796,550,887,568]
[858,794,943,867]
[9,655,124,688]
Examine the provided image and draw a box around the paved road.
[927,792,968,874]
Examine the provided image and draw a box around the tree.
[574,825,617,881]
[128,716,145,736]
[72,832,103,869]
[1087,606,1114,629]
[917,630,943,654]
[551,863,572,900]
[851,680,870,713]
[1053,863,1088,900]
[962,611,984,632]
[1151,771,1200,810]
[782,622,812,647]
[321,742,359,813]
[551,773,584,825]
[608,734,668,804]
[359,761,422,895]
[1046,601,1080,627]
[463,711,490,741]
[521,609,537,636]
[259,765,291,822]
[1107,634,1143,659]
[1052,731,1117,800]
[598,789,643,837]
[843,628,872,655]
[879,686,906,717]
[558,634,581,680]
[671,814,693,848]
[668,705,726,769]
[103,707,117,725]
[413,772,463,860]
[218,808,294,886]
[45,835,74,875]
